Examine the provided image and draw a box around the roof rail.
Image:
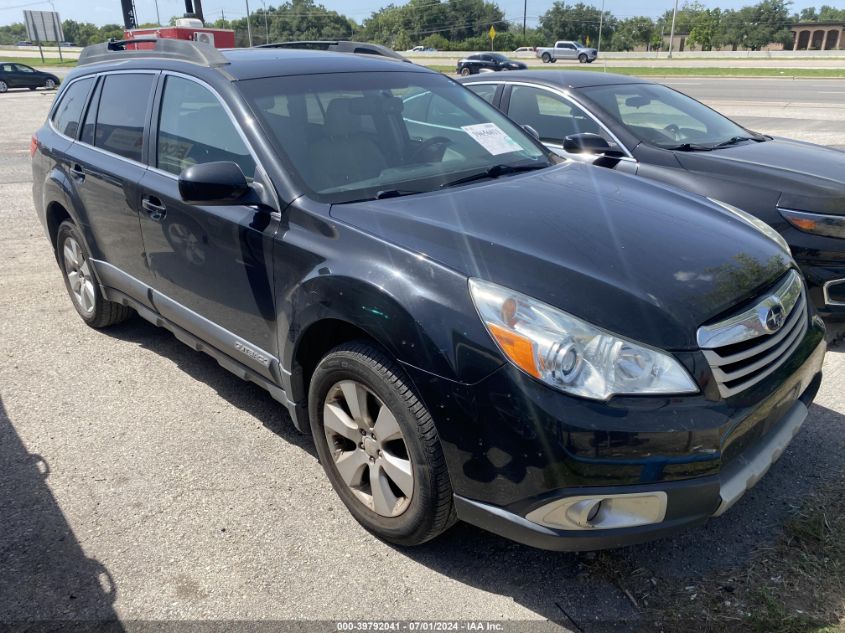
[257,40,409,62]
[78,37,230,67]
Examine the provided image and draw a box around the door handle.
[70,163,85,182]
[141,195,167,221]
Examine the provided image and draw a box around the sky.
[0,0,826,28]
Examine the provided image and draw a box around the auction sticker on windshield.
[462,123,523,155]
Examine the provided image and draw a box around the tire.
[29,86,36,91]
[45,78,56,90]
[460,66,471,77]
[0,81,7,93]
[309,341,456,546]
[56,221,133,328]
[541,52,551,63]
[579,53,588,63]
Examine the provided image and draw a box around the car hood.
[330,162,791,350]
[675,138,845,215]
[506,61,527,68]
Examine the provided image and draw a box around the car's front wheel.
[309,341,456,546]
[44,78,56,90]
[56,221,133,328]
[579,53,588,63]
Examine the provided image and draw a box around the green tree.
[610,17,655,51]
[688,8,722,50]
[539,2,615,46]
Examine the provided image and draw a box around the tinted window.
[14,64,35,73]
[0,64,13,72]
[242,71,547,203]
[80,79,101,146]
[52,77,93,138]
[156,76,255,178]
[508,86,603,146]
[580,83,748,149]
[467,84,497,105]
[94,74,154,162]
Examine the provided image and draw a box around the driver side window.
[507,86,605,147]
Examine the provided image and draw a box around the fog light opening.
[526,491,668,531]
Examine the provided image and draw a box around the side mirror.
[178,161,250,205]
[563,133,612,154]
[522,124,540,140]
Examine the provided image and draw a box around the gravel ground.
[1,88,844,632]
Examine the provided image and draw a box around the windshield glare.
[579,83,750,149]
[241,72,549,203]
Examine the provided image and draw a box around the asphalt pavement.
[1,87,844,631]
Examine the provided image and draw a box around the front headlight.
[469,278,699,400]
[708,198,791,254]
[778,208,845,240]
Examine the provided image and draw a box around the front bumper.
[403,315,826,550]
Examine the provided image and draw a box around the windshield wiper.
[712,135,764,149]
[440,162,548,189]
[335,189,424,204]
[665,142,714,152]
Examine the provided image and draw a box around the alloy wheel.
[0,81,7,93]
[62,236,96,315]
[45,78,56,89]
[323,380,414,517]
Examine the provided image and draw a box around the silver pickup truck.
[536,40,598,64]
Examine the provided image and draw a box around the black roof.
[74,39,429,81]
[257,40,410,62]
[459,69,650,89]
[221,48,426,80]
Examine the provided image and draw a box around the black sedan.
[0,62,60,93]
[456,53,526,76]
[460,70,845,320]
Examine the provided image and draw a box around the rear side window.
[467,84,497,105]
[156,75,256,178]
[52,77,93,138]
[94,74,155,162]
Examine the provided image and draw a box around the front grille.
[698,271,808,398]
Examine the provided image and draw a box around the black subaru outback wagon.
[32,39,826,550]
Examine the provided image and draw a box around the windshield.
[579,83,751,149]
[241,71,549,203]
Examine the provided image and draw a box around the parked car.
[460,70,845,320]
[16,40,33,47]
[32,39,826,551]
[513,46,536,53]
[456,52,526,76]
[258,40,409,62]
[0,63,59,93]
[408,45,437,52]
[536,40,597,63]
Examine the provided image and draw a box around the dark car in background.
[461,70,845,320]
[0,62,59,93]
[456,53,526,76]
[32,40,825,551]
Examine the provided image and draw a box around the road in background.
[1,88,844,629]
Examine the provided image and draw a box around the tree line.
[0,0,842,52]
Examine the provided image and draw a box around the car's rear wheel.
[309,341,456,546]
[579,53,588,63]
[460,66,471,76]
[56,221,133,328]
[0,81,8,93]
[44,78,56,90]
[541,52,551,63]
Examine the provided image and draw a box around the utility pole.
[153,0,161,25]
[261,0,269,43]
[245,0,253,47]
[597,0,605,54]
[523,0,527,37]
[668,0,679,59]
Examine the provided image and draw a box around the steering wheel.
[409,136,453,163]
[663,123,681,141]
